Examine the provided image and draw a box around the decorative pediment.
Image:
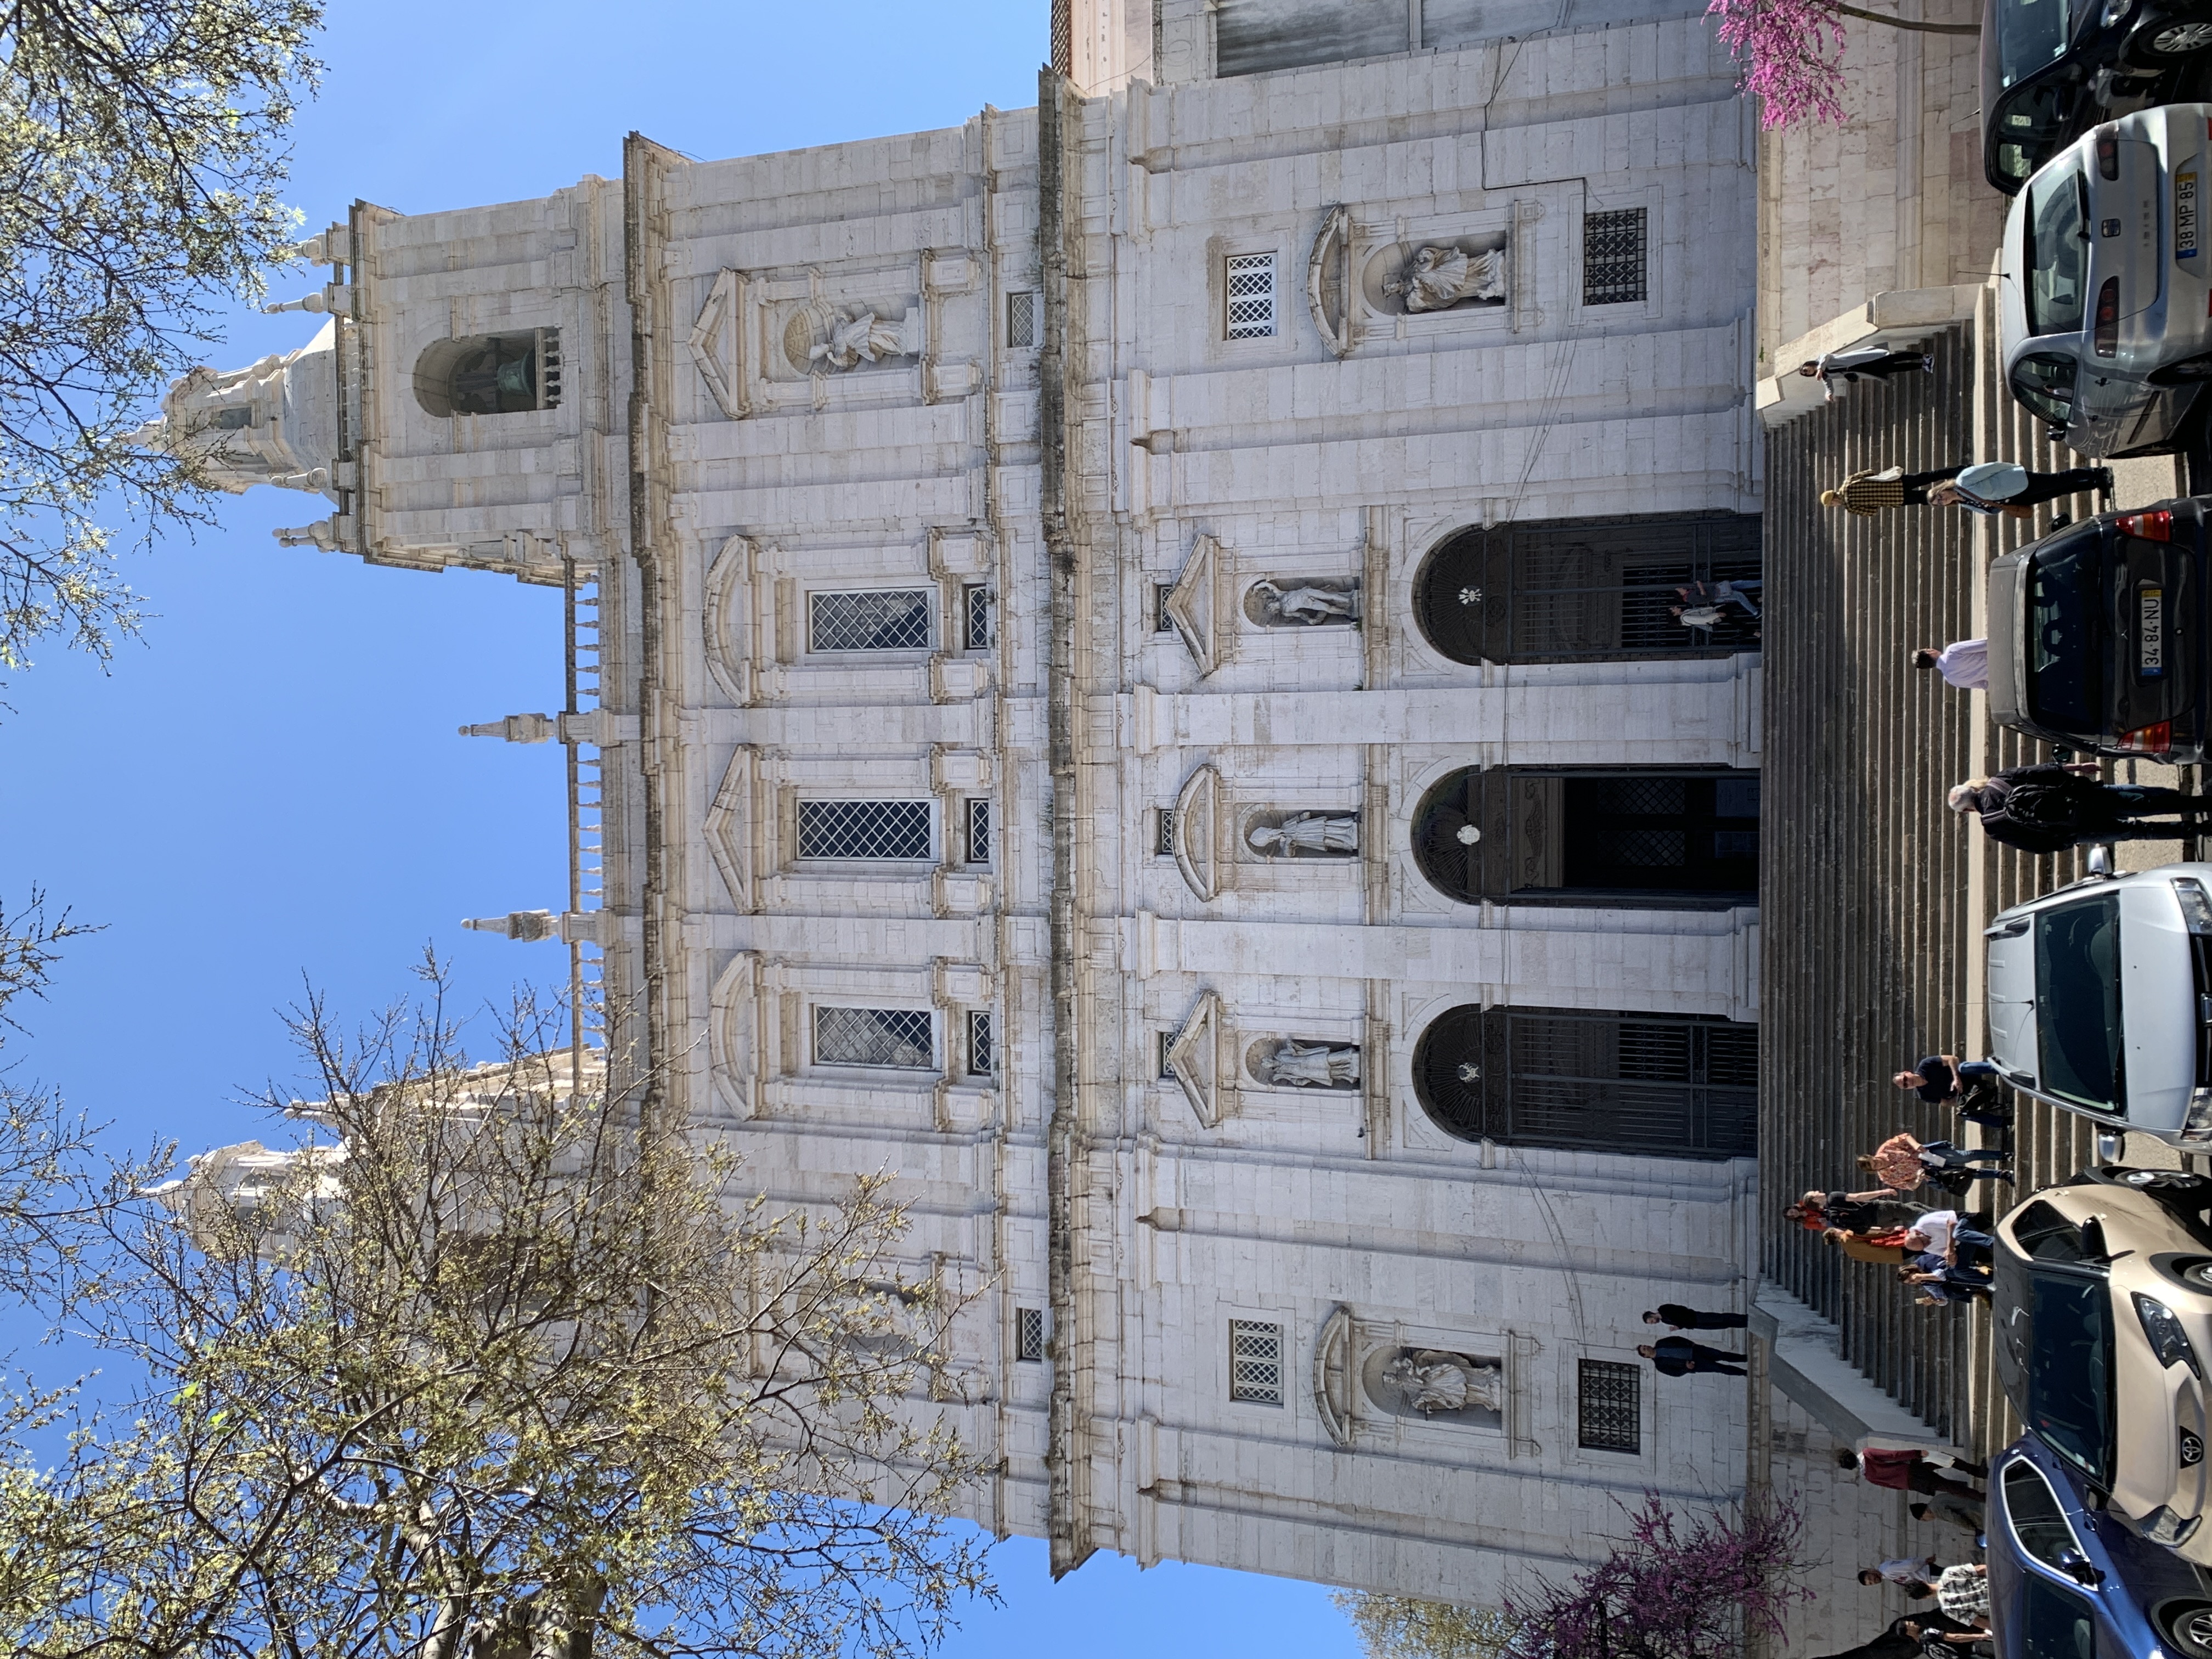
[1313,1305,1356,1449]
[708,952,762,1121]
[1306,205,1353,359]
[689,268,750,419]
[1163,534,1223,678]
[1171,764,1222,901]
[704,747,761,913]
[703,534,753,704]
[1165,989,1227,1128]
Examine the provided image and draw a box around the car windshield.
[1996,0,2072,88]
[1991,80,2077,188]
[2019,1572,2098,1659]
[2002,1459,2083,1568]
[2035,896,2124,1114]
[2025,162,2092,336]
[2012,353,2079,427]
[2028,1268,2114,1484]
[2027,538,2103,731]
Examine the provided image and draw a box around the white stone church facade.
[146,0,1767,1601]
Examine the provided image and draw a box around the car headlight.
[2142,1504,2204,1547]
[2177,878,2212,936]
[2137,1293,2205,1375]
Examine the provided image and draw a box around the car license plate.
[2181,172,2200,261]
[2143,584,2167,676]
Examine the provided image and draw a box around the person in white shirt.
[1796,347,1935,400]
[1910,640,1988,691]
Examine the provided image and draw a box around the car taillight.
[2120,721,2175,754]
[2097,124,2120,178]
[2118,509,2175,540]
[2095,275,2121,357]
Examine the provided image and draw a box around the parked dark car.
[1983,0,2212,195]
[1987,496,2210,761]
[1987,1434,2212,1655]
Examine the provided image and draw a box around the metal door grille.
[808,588,933,653]
[1226,253,1277,338]
[1229,1319,1284,1403]
[1412,1005,1758,1159]
[797,799,932,861]
[1415,514,1760,666]
[1583,208,1649,306]
[814,1006,935,1070]
[1577,1359,1641,1451]
[1016,1306,1046,1362]
[1007,290,1037,349]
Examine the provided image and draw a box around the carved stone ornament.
[1161,534,1223,676]
[1384,242,1506,312]
[690,268,750,418]
[784,300,923,374]
[1313,1306,1356,1449]
[1244,577,1361,628]
[1164,990,1226,1128]
[1362,1345,1506,1425]
[1306,204,1354,359]
[704,747,761,913]
[1244,810,1359,858]
[1246,1037,1361,1090]
[708,952,763,1122]
[1170,764,1222,901]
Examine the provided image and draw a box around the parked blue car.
[1989,1433,2212,1654]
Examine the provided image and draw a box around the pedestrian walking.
[1826,1226,1914,1265]
[1909,1496,1986,1536]
[1638,1335,1747,1377]
[1797,347,1935,399]
[1949,762,2212,853]
[1837,1446,1986,1498]
[1861,1555,1942,1591]
[1862,1134,2012,1192]
[1909,640,1988,692]
[1642,1303,1750,1331]
[1930,1564,1991,1635]
[1900,1259,1993,1305]
[1891,1055,2012,1129]
[1821,461,2112,518]
[1788,1188,1929,1233]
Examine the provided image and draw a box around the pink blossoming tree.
[1506,1494,1813,1659]
[1708,0,1979,129]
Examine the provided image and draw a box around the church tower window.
[1582,208,1649,306]
[1229,1319,1285,1404]
[965,798,992,866]
[814,1006,935,1070]
[1224,253,1277,339]
[1015,1306,1046,1362]
[412,329,561,417]
[1576,1359,1643,1452]
[1006,290,1038,349]
[796,799,933,862]
[808,588,934,653]
[1413,513,1760,667]
[1412,1004,1757,1160]
[967,1010,996,1076]
[963,583,994,651]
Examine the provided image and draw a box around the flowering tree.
[1708,0,1979,130]
[1507,1494,1812,1659]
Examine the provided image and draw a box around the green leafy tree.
[1334,1593,1528,1659]
[2,962,994,1659]
[0,0,322,670]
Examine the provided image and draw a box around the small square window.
[1583,208,1649,307]
[964,583,994,651]
[1015,1305,1046,1362]
[1577,1358,1641,1452]
[1007,290,1038,350]
[1154,583,1177,634]
[1154,808,1176,858]
[1224,252,1277,340]
[966,797,991,866]
[1229,1319,1284,1404]
[968,1009,995,1077]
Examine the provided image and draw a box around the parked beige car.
[1995,1169,2212,1560]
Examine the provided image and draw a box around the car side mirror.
[2047,425,2068,442]
[2087,843,2114,877]
[2057,1547,2104,1587]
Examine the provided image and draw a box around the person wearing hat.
[1821,461,2112,518]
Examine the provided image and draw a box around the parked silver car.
[2000,103,2212,457]
[1985,859,2212,1146]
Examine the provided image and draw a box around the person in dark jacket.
[1814,1612,1984,1659]
[1789,1188,1929,1232]
[1948,762,2212,853]
[1642,1304,1749,1330]
[1638,1336,1747,1376]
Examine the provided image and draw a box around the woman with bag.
[1820,461,2111,518]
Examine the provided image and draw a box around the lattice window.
[1583,209,1649,306]
[968,1009,995,1077]
[1155,582,1177,633]
[1225,253,1277,339]
[966,798,991,866]
[796,799,932,861]
[1229,1319,1285,1403]
[808,588,933,653]
[1159,1031,1178,1080]
[1154,808,1176,857]
[1577,1358,1641,1452]
[1007,290,1038,350]
[964,583,994,651]
[814,1005,935,1070]
[1016,1306,1046,1362]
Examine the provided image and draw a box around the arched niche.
[414,329,561,417]
[1411,512,1762,667]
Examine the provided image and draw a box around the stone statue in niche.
[1247,578,1361,626]
[1258,1039,1361,1088]
[783,300,923,375]
[1247,812,1358,857]
[1381,1349,1506,1416]
[810,308,919,371]
[1386,243,1506,312]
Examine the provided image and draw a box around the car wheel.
[2149,17,2212,50]
[2176,1259,2212,1290]
[2163,1602,2212,1657]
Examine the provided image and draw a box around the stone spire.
[127,320,342,502]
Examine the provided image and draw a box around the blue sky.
[0,2,1366,1654]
